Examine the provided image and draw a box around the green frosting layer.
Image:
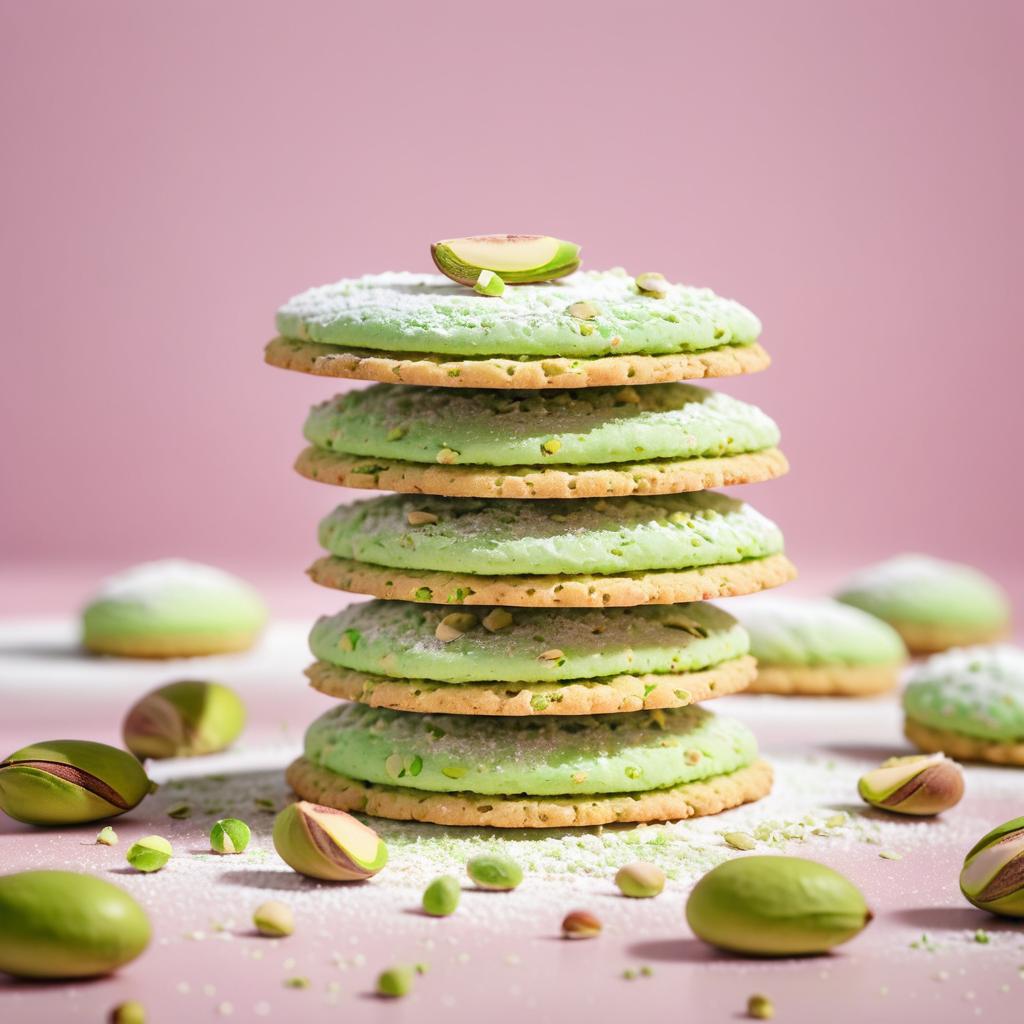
[836,555,1009,630]
[82,560,267,642]
[303,383,780,467]
[903,645,1024,741]
[309,601,748,683]
[303,703,758,796]
[276,270,761,358]
[737,598,906,667]
[318,492,784,577]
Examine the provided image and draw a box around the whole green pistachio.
[858,753,964,816]
[960,816,1024,917]
[467,854,523,891]
[253,900,294,937]
[376,965,414,998]
[126,835,172,873]
[614,862,665,898]
[0,870,150,978]
[273,801,387,881]
[422,875,461,917]
[686,856,872,956]
[431,234,580,286]
[109,1001,146,1024]
[122,680,245,760]
[210,818,251,855]
[0,739,152,826]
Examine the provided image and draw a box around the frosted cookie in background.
[82,559,268,658]
[835,554,1011,654]
[903,645,1024,766]
[736,597,907,696]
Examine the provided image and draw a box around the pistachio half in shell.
[0,739,152,826]
[960,816,1024,918]
[272,801,388,881]
[431,234,580,286]
[857,752,964,816]
[122,680,245,760]
[686,856,872,956]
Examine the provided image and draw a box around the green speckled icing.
[903,645,1024,741]
[836,555,1009,630]
[309,601,748,683]
[303,383,780,467]
[303,702,757,796]
[276,270,761,358]
[737,597,906,667]
[82,559,267,643]
[318,492,784,577]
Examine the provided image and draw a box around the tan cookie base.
[747,663,901,697]
[285,756,773,828]
[294,445,790,500]
[904,717,1024,766]
[307,553,797,608]
[83,631,260,659]
[265,337,771,390]
[888,619,1010,655]
[305,655,757,716]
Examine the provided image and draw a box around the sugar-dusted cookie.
[81,560,267,658]
[903,645,1024,766]
[736,597,907,696]
[836,555,1010,653]
[287,702,771,826]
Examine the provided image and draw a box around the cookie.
[308,552,797,607]
[276,269,761,359]
[309,601,749,683]
[305,655,757,716]
[836,555,1010,654]
[286,755,773,828]
[81,560,267,659]
[304,382,781,468]
[300,701,759,796]
[903,645,1024,765]
[264,337,771,390]
[317,491,785,578]
[735,597,906,696]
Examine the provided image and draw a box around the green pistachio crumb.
[467,854,523,891]
[747,994,775,1020]
[376,966,414,998]
[724,832,757,851]
[96,826,118,846]
[422,875,460,917]
[284,976,310,989]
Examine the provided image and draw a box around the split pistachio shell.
[123,680,245,760]
[431,234,580,286]
[0,739,152,826]
[615,862,665,898]
[272,801,388,881]
[467,854,522,891]
[686,856,872,956]
[253,900,294,937]
[0,870,151,979]
[126,836,172,873]
[210,818,251,855]
[960,816,1024,917]
[858,752,964,816]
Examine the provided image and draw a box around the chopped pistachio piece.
[635,272,669,297]
[435,612,477,643]
[724,832,757,851]
[406,510,439,526]
[96,826,119,846]
[474,269,506,297]
[567,300,599,320]
[538,648,564,661]
[482,608,514,632]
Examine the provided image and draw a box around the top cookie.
[276,270,761,359]
[836,554,1010,653]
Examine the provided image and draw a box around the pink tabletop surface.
[1,576,1022,1024]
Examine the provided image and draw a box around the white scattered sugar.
[88,558,257,606]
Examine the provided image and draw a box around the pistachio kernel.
[436,448,459,465]
[538,648,564,661]
[431,235,580,286]
[210,818,251,855]
[109,1000,146,1024]
[960,816,1024,918]
[435,612,477,643]
[272,801,388,882]
[562,909,602,939]
[635,272,669,297]
[541,438,562,455]
[474,269,506,297]
[126,835,173,873]
[724,832,757,851]
[422,875,461,917]
[567,301,599,320]
[376,965,414,998]
[406,510,439,526]
[96,826,119,846]
[858,753,964,816]
[747,994,775,1020]
[467,854,523,891]
[615,862,666,899]
[253,900,294,937]
[482,608,514,632]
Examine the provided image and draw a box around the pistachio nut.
[0,870,150,978]
[272,801,388,881]
[431,234,580,286]
[253,900,294,937]
[686,856,872,956]
[562,909,602,939]
[747,994,775,1020]
[110,1001,146,1024]
[376,965,414,998]
[422,875,461,917]
[635,272,670,297]
[614,861,665,898]
[474,269,506,297]
[960,816,1024,917]
[858,752,964,816]
[96,826,119,846]
[210,817,251,855]
[122,680,245,760]
[466,854,523,891]
[0,739,152,826]
[126,836,172,873]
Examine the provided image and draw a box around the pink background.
[2,0,1021,589]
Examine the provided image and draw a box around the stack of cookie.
[267,240,795,827]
